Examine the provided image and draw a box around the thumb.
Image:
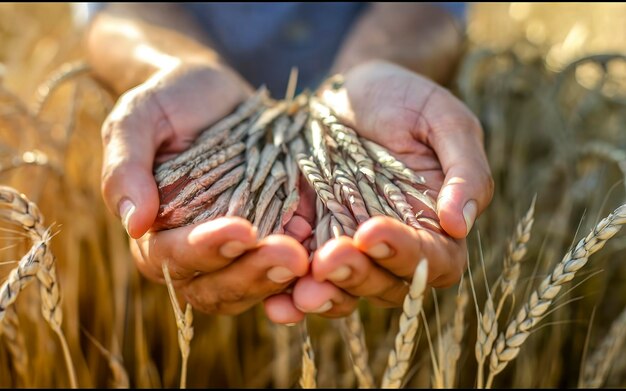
[429,120,493,239]
[101,93,165,239]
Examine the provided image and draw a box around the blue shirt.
[84,2,466,95]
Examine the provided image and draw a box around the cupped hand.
[101,61,310,319]
[266,60,494,322]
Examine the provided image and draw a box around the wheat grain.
[257,196,283,239]
[190,185,235,225]
[376,175,422,230]
[362,139,425,185]
[160,154,245,215]
[297,154,357,236]
[253,161,287,225]
[251,144,282,192]
[282,109,309,145]
[188,142,246,180]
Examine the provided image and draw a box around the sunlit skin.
[88,4,493,323]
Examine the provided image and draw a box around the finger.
[312,236,409,306]
[284,177,316,243]
[292,274,358,317]
[424,91,494,238]
[353,216,467,288]
[101,88,173,238]
[133,217,258,282]
[264,293,305,324]
[284,215,313,243]
[180,235,309,315]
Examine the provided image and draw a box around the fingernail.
[220,241,249,258]
[310,300,333,313]
[118,198,135,236]
[284,322,297,327]
[267,266,295,283]
[365,243,391,259]
[463,200,478,235]
[327,266,351,282]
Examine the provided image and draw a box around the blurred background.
[0,2,625,389]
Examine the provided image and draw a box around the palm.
[148,63,253,163]
[250,61,491,321]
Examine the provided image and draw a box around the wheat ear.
[440,282,469,388]
[0,186,77,388]
[0,306,29,386]
[486,204,626,388]
[496,196,536,317]
[581,305,626,388]
[382,259,428,388]
[339,310,376,388]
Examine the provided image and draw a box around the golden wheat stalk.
[0,306,29,387]
[496,196,536,316]
[299,321,317,389]
[438,282,469,388]
[0,186,77,388]
[338,310,375,389]
[580,305,626,388]
[486,204,626,388]
[34,60,91,115]
[81,326,130,388]
[382,259,428,388]
[475,295,497,389]
[162,263,194,389]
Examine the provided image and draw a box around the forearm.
[331,3,464,85]
[85,3,226,94]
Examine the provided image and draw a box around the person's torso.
[182,2,367,95]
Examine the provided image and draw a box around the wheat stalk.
[475,295,497,389]
[272,324,291,389]
[299,321,317,389]
[338,310,376,388]
[496,196,536,317]
[37,261,77,388]
[581,305,626,388]
[381,259,428,388]
[81,326,130,388]
[34,60,91,115]
[486,204,626,388]
[0,306,29,387]
[578,140,626,195]
[439,282,469,388]
[0,186,77,388]
[162,262,194,389]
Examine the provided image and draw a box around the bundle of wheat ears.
[151,75,442,388]
[153,77,440,243]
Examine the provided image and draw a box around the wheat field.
[0,3,626,388]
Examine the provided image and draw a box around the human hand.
[265,60,493,321]
[101,61,309,317]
